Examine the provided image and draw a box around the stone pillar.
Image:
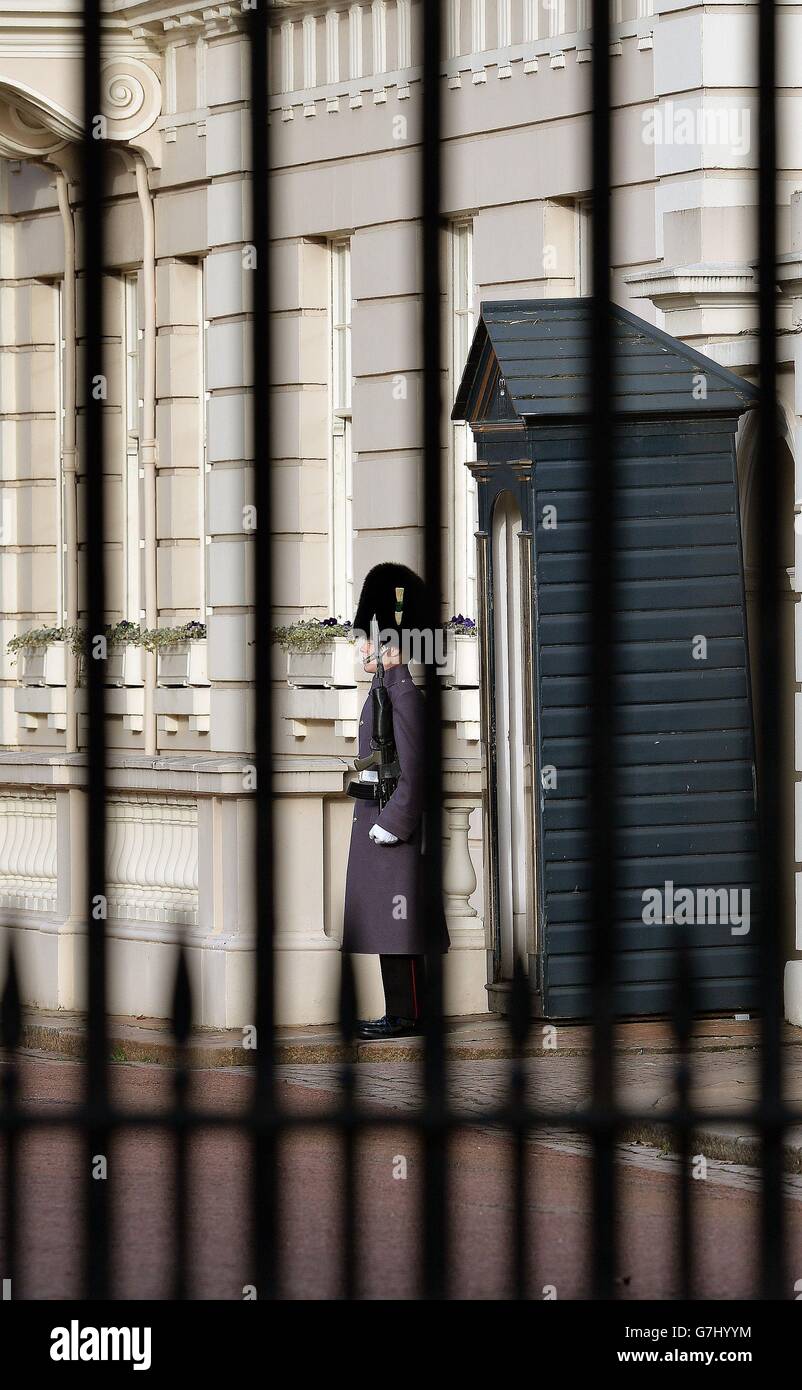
[351,221,425,579]
[271,764,350,1025]
[0,261,61,750]
[786,330,802,1023]
[204,32,256,756]
[54,785,87,1010]
[155,255,207,749]
[782,192,802,1025]
[203,29,330,754]
[195,789,256,1027]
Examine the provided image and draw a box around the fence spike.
[509,955,530,1048]
[1,947,21,1051]
[172,948,192,1046]
[339,951,357,1044]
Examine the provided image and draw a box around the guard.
[342,562,449,1040]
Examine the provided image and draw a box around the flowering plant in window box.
[104,620,145,686]
[8,620,209,689]
[445,614,477,637]
[7,625,82,686]
[439,615,479,688]
[144,621,208,687]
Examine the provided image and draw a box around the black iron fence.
[0,0,795,1312]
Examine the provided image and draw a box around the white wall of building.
[0,0,801,1025]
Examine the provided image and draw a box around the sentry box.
[453,300,762,1019]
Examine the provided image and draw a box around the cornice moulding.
[776,253,802,298]
[625,262,759,308]
[105,1,249,38]
[0,3,244,45]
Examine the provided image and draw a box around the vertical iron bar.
[339,952,358,1299]
[422,0,447,1300]
[673,923,694,1299]
[509,958,530,1299]
[249,0,278,1301]
[172,1068,189,1301]
[340,1063,357,1300]
[590,0,616,1300]
[1,952,21,1297]
[82,0,109,1302]
[172,949,192,1301]
[756,0,785,1301]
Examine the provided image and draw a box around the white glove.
[369,823,399,846]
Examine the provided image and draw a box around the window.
[122,272,143,622]
[451,220,478,620]
[55,281,66,624]
[472,0,486,53]
[575,196,593,296]
[447,0,462,57]
[200,261,209,617]
[548,0,565,39]
[330,239,353,623]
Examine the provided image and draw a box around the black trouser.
[380,954,426,1021]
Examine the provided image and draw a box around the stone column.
[787,331,802,1023]
[203,31,256,756]
[272,762,350,1026]
[0,260,61,750]
[56,785,87,1009]
[781,191,802,1024]
[196,787,256,1027]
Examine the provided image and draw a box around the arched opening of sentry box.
[454,299,763,1020]
[737,411,799,1014]
[490,490,535,992]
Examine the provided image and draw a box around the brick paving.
[14,1007,802,1167]
[5,1052,802,1298]
[18,1005,802,1065]
[276,1044,802,1169]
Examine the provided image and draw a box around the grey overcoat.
[341,662,449,956]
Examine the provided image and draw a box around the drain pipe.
[55,170,78,754]
[135,155,158,755]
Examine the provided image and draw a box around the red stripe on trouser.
[410,960,419,1019]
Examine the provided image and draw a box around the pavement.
[12,1006,802,1172]
[7,1013,802,1298]
[4,1050,802,1298]
[18,1004,799,1065]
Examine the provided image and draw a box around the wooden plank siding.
[454,301,762,1018]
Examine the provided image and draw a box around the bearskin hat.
[352,562,438,662]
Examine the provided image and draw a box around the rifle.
[353,613,401,809]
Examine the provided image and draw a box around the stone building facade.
[1,0,802,1026]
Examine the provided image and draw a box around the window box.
[439,632,480,689]
[21,641,67,687]
[158,639,209,688]
[287,636,356,689]
[21,645,48,687]
[106,644,144,687]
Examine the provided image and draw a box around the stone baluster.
[443,802,478,923]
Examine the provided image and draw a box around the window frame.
[329,237,354,623]
[450,217,478,621]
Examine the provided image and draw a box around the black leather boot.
[355,1014,421,1040]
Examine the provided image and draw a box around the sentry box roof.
[452,299,758,426]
